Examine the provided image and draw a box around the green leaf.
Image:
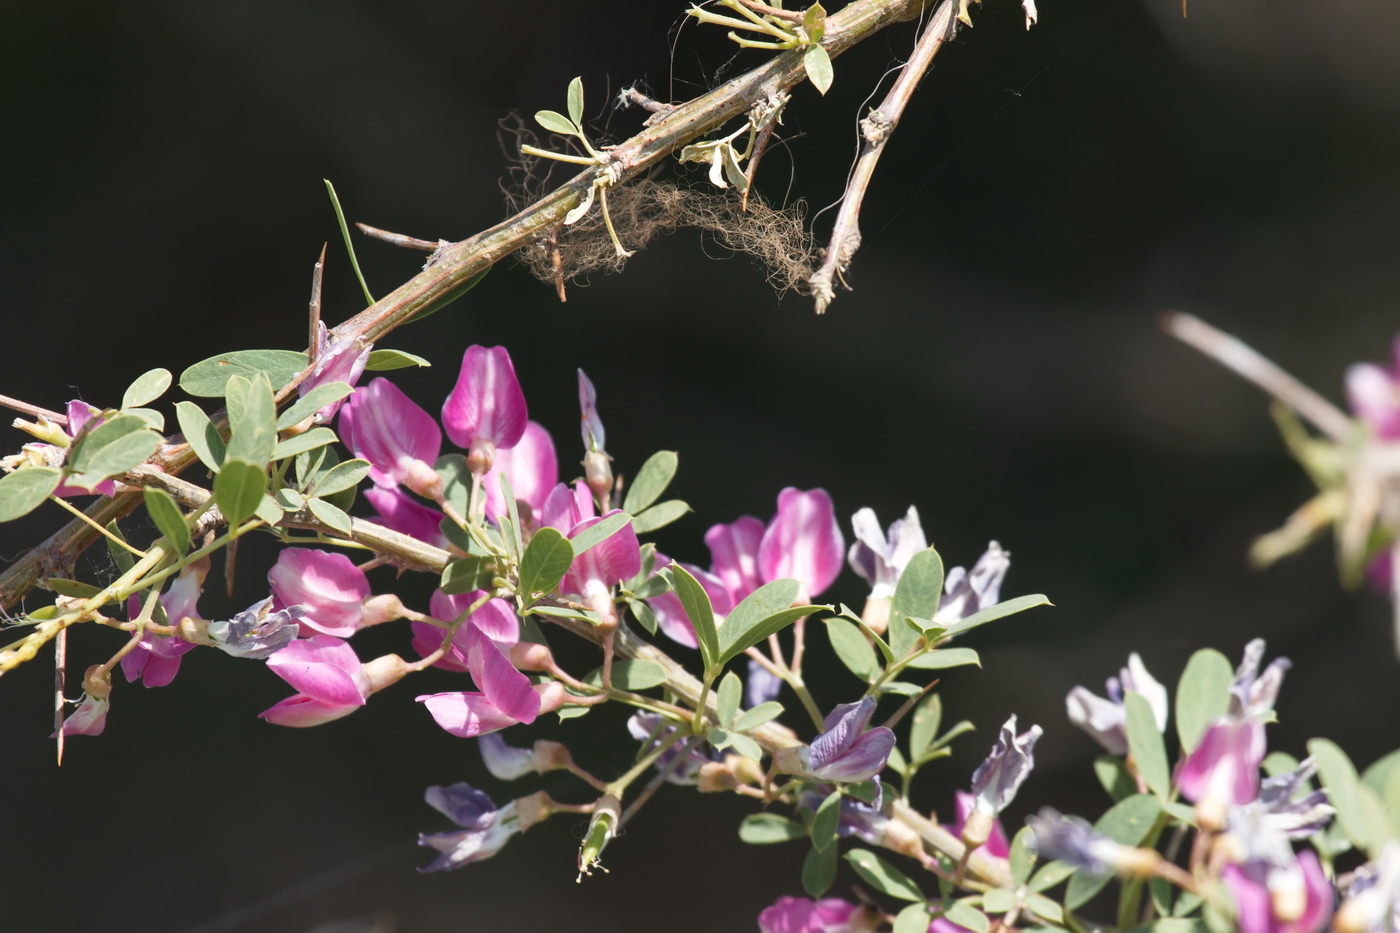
[1263,751,1301,777]
[366,348,431,371]
[67,414,159,476]
[584,659,667,690]
[122,407,165,431]
[1028,860,1075,893]
[566,75,585,126]
[661,564,719,673]
[1175,648,1233,752]
[121,368,173,409]
[518,527,574,601]
[273,427,338,460]
[275,382,354,430]
[497,472,524,560]
[104,520,135,574]
[312,459,371,497]
[632,499,691,534]
[889,548,944,657]
[47,578,103,599]
[733,701,784,733]
[894,904,932,933]
[0,468,61,521]
[174,401,224,472]
[717,670,742,726]
[803,2,828,43]
[441,555,495,595]
[570,511,632,556]
[143,487,189,554]
[803,45,833,95]
[324,178,375,305]
[529,605,603,624]
[1025,894,1064,924]
[811,789,842,852]
[907,647,981,670]
[944,594,1051,638]
[535,109,577,135]
[307,496,351,535]
[214,457,267,525]
[880,681,925,697]
[276,488,305,511]
[1093,756,1137,801]
[1362,748,1400,796]
[405,266,489,324]
[1065,795,1162,909]
[739,813,806,844]
[910,692,943,760]
[436,453,471,519]
[1009,825,1037,886]
[626,597,658,635]
[179,349,308,397]
[225,372,277,468]
[1125,691,1170,797]
[1310,737,1393,856]
[846,848,923,901]
[983,888,1016,914]
[719,578,826,666]
[802,842,838,897]
[624,450,678,514]
[825,616,879,680]
[255,493,284,525]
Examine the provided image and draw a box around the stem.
[810,0,958,313]
[1161,311,1354,443]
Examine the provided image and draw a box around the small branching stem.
[810,0,958,313]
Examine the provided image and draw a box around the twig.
[0,0,950,613]
[735,0,805,24]
[0,395,67,424]
[810,0,958,314]
[1161,311,1354,443]
[309,243,326,363]
[355,223,442,252]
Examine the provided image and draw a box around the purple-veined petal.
[339,377,442,493]
[807,697,895,782]
[268,548,370,638]
[969,715,1042,815]
[266,635,370,707]
[935,542,1011,624]
[847,505,927,599]
[759,487,844,600]
[705,515,765,604]
[578,369,605,452]
[442,345,528,451]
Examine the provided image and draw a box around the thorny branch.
[0,0,950,611]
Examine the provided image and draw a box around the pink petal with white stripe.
[441,345,528,450]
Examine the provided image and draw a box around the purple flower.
[969,715,1042,817]
[206,597,303,659]
[481,420,558,522]
[441,345,528,476]
[1065,652,1168,756]
[56,666,112,737]
[1228,638,1292,718]
[759,487,845,604]
[758,896,873,933]
[747,658,784,707]
[627,712,713,784]
[848,505,927,600]
[560,511,641,622]
[338,377,443,498]
[1026,807,1126,874]
[260,635,372,727]
[1223,849,1332,933]
[804,697,896,783]
[478,733,538,781]
[1254,757,1334,838]
[1347,335,1400,440]
[410,589,520,671]
[417,625,555,737]
[56,401,117,497]
[935,541,1010,624]
[417,783,521,873]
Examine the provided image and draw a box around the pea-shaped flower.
[441,345,528,477]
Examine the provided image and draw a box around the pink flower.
[417,626,556,738]
[705,515,765,604]
[56,666,113,737]
[1223,849,1332,933]
[260,635,383,727]
[268,548,371,638]
[411,589,520,671]
[121,560,206,687]
[363,485,449,549]
[560,511,641,622]
[759,487,845,603]
[338,377,443,497]
[55,401,117,497]
[300,322,371,423]
[1346,335,1400,440]
[441,345,528,474]
[952,790,1011,858]
[758,896,872,933]
[482,420,558,521]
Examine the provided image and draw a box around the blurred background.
[3,0,1399,930]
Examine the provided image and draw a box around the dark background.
[3,1,1399,930]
